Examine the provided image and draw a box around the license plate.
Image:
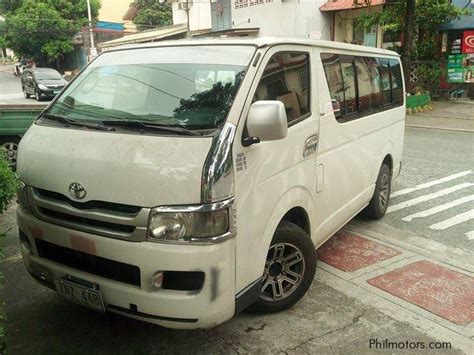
[55,279,105,312]
[53,90,59,94]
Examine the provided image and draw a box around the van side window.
[354,57,373,117]
[254,52,310,125]
[365,57,384,112]
[321,53,404,123]
[340,56,358,120]
[389,59,404,106]
[378,58,392,107]
[321,53,344,122]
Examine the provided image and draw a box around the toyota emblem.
[69,182,87,200]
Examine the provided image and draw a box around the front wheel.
[1,141,19,170]
[364,163,391,219]
[248,221,317,314]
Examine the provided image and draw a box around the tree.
[132,0,172,31]
[354,0,468,92]
[3,0,99,65]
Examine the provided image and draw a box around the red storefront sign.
[462,30,474,54]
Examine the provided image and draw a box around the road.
[0,65,49,105]
[1,126,473,352]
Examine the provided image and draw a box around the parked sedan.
[21,68,67,101]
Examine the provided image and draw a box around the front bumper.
[17,206,236,329]
[37,88,62,98]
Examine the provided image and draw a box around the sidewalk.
[406,100,474,132]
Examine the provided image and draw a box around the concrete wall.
[99,0,136,31]
[232,0,331,40]
[333,6,383,48]
[172,2,212,31]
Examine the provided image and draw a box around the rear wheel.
[248,221,317,313]
[364,163,391,219]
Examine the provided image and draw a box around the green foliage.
[415,63,443,94]
[2,0,100,64]
[354,0,469,60]
[132,0,172,31]
[0,151,19,214]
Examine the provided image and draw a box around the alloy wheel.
[261,242,305,302]
[1,142,18,168]
[379,172,390,210]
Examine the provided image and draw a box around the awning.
[99,24,187,48]
[320,0,385,12]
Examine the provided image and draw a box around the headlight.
[38,84,47,90]
[148,199,234,244]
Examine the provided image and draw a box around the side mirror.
[243,100,288,147]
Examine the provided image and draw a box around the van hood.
[17,124,213,207]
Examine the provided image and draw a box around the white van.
[16,38,404,329]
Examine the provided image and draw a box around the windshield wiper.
[41,114,115,132]
[101,120,203,136]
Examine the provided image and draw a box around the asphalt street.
[0,65,49,105]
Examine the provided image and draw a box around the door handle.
[303,134,319,158]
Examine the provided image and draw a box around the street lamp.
[86,0,96,58]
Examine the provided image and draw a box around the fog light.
[151,271,164,289]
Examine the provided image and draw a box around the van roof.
[108,36,400,57]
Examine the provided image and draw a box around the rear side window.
[379,58,392,107]
[354,57,373,117]
[254,52,310,125]
[340,56,358,119]
[321,53,404,123]
[389,59,404,106]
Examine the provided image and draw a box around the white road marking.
[391,170,472,198]
[402,195,474,222]
[429,209,474,230]
[387,183,474,213]
[466,231,474,240]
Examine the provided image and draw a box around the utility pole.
[185,0,191,38]
[86,0,96,57]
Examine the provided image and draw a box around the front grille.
[35,188,141,214]
[36,239,141,287]
[28,187,150,242]
[38,207,135,233]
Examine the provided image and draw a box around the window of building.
[254,52,310,125]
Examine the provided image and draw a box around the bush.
[0,151,19,214]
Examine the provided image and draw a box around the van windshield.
[45,45,255,130]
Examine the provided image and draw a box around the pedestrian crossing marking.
[466,231,474,240]
[387,183,474,213]
[402,195,474,222]
[391,170,472,198]
[429,209,474,230]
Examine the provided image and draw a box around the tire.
[1,141,19,170]
[364,163,391,219]
[23,87,30,99]
[248,221,317,314]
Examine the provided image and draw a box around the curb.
[406,124,474,133]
